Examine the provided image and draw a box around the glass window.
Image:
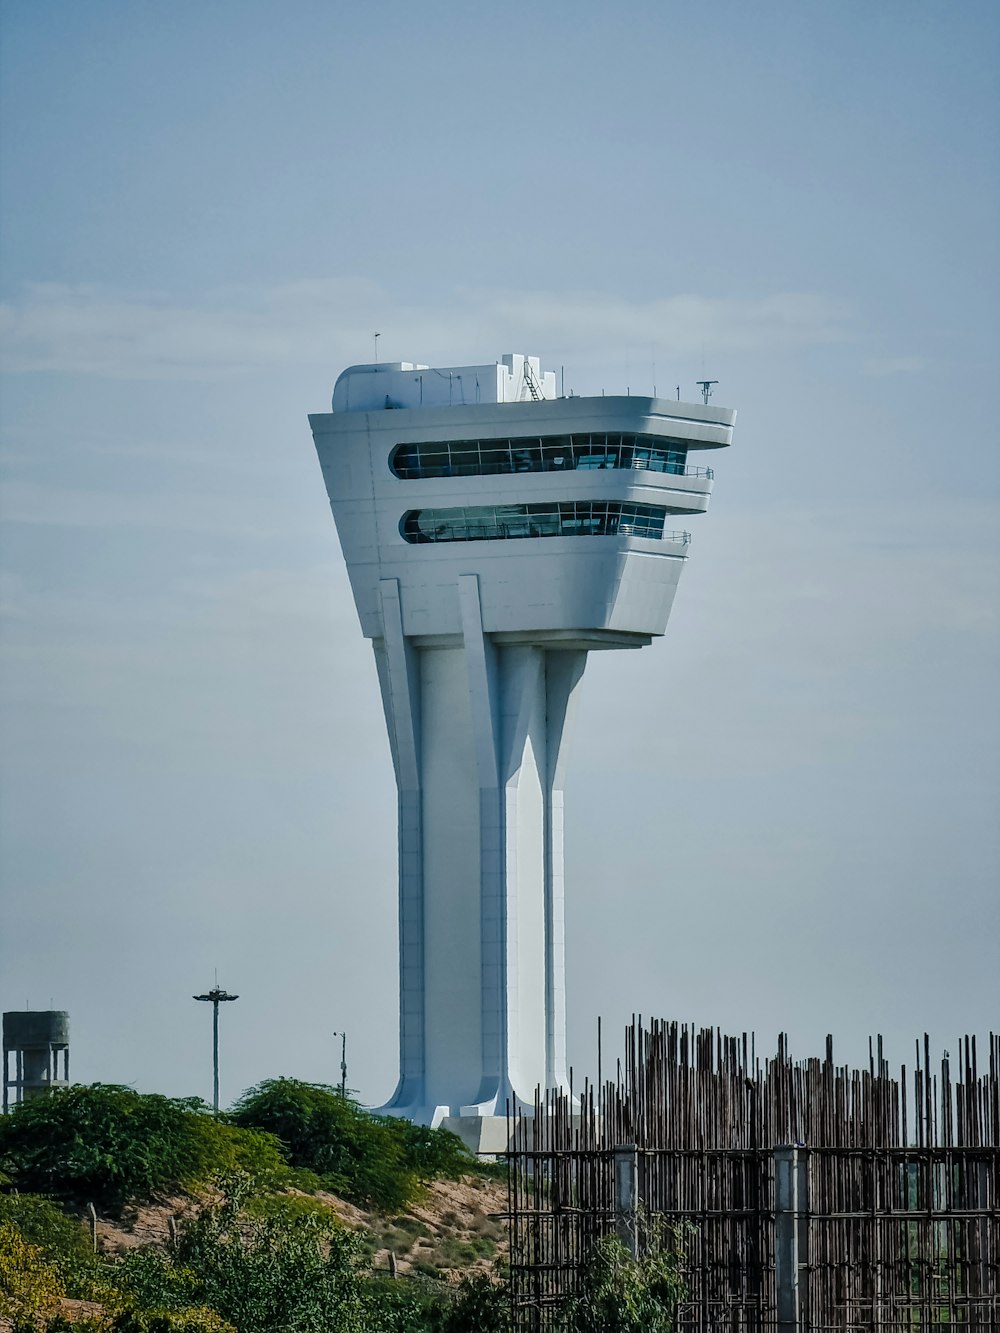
[389,435,693,480]
[480,443,511,474]
[400,502,674,544]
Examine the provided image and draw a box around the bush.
[0,1219,65,1327]
[44,1310,235,1332]
[40,1187,372,1332]
[173,1191,369,1333]
[111,1247,202,1315]
[559,1221,689,1333]
[0,1086,288,1213]
[0,1195,92,1266]
[0,1193,101,1300]
[438,1268,510,1333]
[231,1080,444,1211]
[362,1276,450,1333]
[380,1120,478,1185]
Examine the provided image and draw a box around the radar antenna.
[696,379,718,406]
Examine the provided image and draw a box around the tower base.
[440,1115,514,1156]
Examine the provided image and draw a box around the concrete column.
[374,574,587,1122]
[775,1145,808,1332]
[613,1144,640,1258]
[374,580,426,1115]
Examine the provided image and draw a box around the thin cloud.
[0,281,855,381]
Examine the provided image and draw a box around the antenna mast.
[696,379,718,406]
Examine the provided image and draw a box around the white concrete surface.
[331,353,556,412]
[309,355,734,1123]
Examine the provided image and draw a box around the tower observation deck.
[310,353,734,1145]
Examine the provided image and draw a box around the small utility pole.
[333,1030,347,1097]
[193,985,239,1113]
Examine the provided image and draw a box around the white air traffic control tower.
[310,354,734,1149]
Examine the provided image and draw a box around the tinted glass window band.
[401,502,690,545]
[391,434,712,480]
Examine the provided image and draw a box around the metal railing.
[630,460,714,479]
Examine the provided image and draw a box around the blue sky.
[1,0,997,1107]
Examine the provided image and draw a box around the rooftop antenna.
[696,379,718,405]
[374,332,381,363]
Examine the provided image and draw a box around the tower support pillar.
[374,576,584,1123]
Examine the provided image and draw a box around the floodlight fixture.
[193,986,239,1113]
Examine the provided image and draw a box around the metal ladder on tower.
[523,361,544,401]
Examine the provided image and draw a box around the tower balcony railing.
[620,525,691,542]
[631,461,714,478]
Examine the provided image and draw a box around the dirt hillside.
[95,1173,509,1280]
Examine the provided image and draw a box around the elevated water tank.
[3,1010,70,1110]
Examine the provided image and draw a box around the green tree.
[380,1119,479,1186]
[231,1080,474,1211]
[0,1086,288,1213]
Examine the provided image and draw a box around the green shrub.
[0,1194,92,1265]
[0,1219,66,1327]
[231,1080,483,1211]
[174,1191,369,1333]
[380,1120,477,1184]
[44,1309,236,1332]
[410,1260,442,1280]
[0,1193,102,1299]
[559,1221,689,1333]
[0,1086,288,1214]
[363,1276,450,1333]
[112,1247,202,1314]
[240,1191,328,1222]
[438,1268,511,1333]
[231,1080,422,1210]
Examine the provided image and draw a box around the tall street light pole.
[193,986,239,1113]
[333,1030,347,1097]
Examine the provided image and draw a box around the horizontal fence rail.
[506,1021,999,1331]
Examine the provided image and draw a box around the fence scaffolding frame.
[506,1021,999,1331]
